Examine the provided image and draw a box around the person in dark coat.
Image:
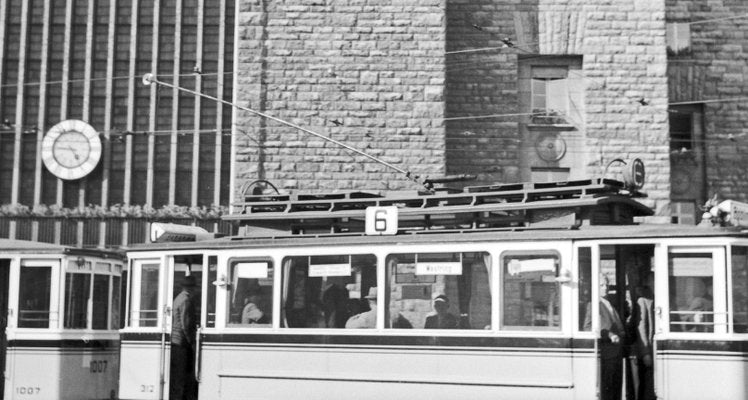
[170,275,197,400]
[424,295,459,329]
[631,285,655,400]
[599,276,625,400]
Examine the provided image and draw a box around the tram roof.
[125,224,748,254]
[0,238,124,259]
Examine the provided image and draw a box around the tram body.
[0,239,124,400]
[119,181,748,400]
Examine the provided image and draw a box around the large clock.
[41,120,102,180]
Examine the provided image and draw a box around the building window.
[519,56,584,126]
[670,112,693,151]
[666,22,691,55]
[531,67,569,116]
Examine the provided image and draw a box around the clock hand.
[66,145,80,161]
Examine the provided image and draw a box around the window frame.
[384,251,494,331]
[226,256,274,328]
[499,249,563,331]
[729,245,748,334]
[279,253,379,330]
[62,259,123,331]
[17,259,58,330]
[128,258,163,330]
[664,246,727,336]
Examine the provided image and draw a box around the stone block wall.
[233,0,446,198]
[667,0,748,202]
[446,0,670,216]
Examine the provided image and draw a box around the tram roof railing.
[225,178,653,236]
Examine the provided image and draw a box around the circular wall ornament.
[534,134,567,162]
[41,120,102,180]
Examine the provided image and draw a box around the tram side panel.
[655,342,748,400]
[5,344,119,400]
[119,336,168,400]
[198,334,580,400]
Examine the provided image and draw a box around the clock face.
[53,130,91,168]
[41,120,102,180]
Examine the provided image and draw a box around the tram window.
[206,256,217,328]
[111,275,122,330]
[502,252,561,330]
[227,259,274,327]
[64,272,91,329]
[385,252,491,330]
[18,265,52,328]
[281,254,377,329]
[578,247,592,331]
[731,247,748,333]
[668,253,714,333]
[92,274,109,329]
[139,263,160,327]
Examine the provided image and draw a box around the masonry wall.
[446,0,671,216]
[233,0,446,196]
[667,0,748,202]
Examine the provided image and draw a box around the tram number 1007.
[89,360,107,373]
[16,387,40,395]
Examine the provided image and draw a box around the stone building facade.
[233,0,673,218]
[666,0,748,223]
[233,0,447,194]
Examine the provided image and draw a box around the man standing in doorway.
[171,275,197,400]
[600,275,626,400]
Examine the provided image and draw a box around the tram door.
[595,244,656,400]
[167,255,203,400]
[0,259,8,400]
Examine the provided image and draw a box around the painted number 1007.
[89,360,107,373]
[16,386,40,395]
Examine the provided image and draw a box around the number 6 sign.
[365,206,398,235]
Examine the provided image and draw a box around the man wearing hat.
[170,275,197,400]
[424,294,459,329]
[345,287,378,329]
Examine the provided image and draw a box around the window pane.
[228,259,273,327]
[139,263,160,327]
[282,254,377,329]
[206,256,217,328]
[92,274,109,329]
[502,253,560,330]
[668,253,714,333]
[65,273,91,329]
[731,247,748,333]
[578,247,592,331]
[386,252,491,330]
[19,266,52,328]
[111,275,121,329]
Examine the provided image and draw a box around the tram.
[119,177,748,400]
[0,238,124,400]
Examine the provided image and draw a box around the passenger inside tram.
[345,287,378,328]
[282,254,378,328]
[424,294,459,329]
[684,278,713,332]
[241,293,269,324]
